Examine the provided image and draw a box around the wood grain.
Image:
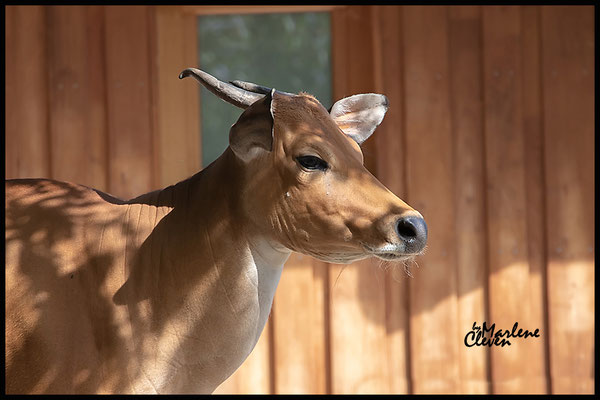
[540,5,594,394]
[403,5,460,394]
[153,7,201,189]
[5,6,50,179]
[104,6,154,199]
[448,5,489,394]
[272,255,328,393]
[331,6,349,101]
[46,6,107,190]
[520,5,550,393]
[371,5,411,394]
[482,6,545,393]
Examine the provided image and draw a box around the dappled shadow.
[5,179,136,393]
[6,155,265,393]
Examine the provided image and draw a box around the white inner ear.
[330,93,389,145]
[234,146,269,163]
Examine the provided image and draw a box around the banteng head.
[180,68,427,264]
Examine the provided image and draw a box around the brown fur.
[5,92,423,393]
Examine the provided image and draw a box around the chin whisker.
[402,259,414,279]
[403,258,420,278]
[377,259,391,272]
[372,256,421,282]
[333,264,348,288]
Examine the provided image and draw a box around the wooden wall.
[5,5,594,394]
[5,5,200,198]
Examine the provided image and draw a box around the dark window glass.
[198,12,332,167]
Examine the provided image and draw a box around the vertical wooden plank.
[182,13,202,172]
[328,258,390,394]
[520,5,550,394]
[344,7,377,175]
[447,6,489,394]
[371,5,411,394]
[482,6,545,393]
[46,6,107,190]
[330,7,348,100]
[403,6,460,394]
[272,255,328,394]
[540,6,594,394]
[371,5,405,209]
[5,6,50,179]
[104,6,154,199]
[329,5,391,394]
[153,6,201,189]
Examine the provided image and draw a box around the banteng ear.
[329,94,389,145]
[229,89,275,162]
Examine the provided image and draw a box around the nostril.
[397,218,418,240]
[396,216,428,252]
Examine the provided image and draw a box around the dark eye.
[297,155,328,171]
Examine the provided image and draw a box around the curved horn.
[230,80,272,95]
[231,79,295,97]
[179,68,264,109]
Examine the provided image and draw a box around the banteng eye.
[297,155,328,171]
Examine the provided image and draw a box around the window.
[197,12,332,167]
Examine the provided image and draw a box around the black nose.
[396,215,428,253]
